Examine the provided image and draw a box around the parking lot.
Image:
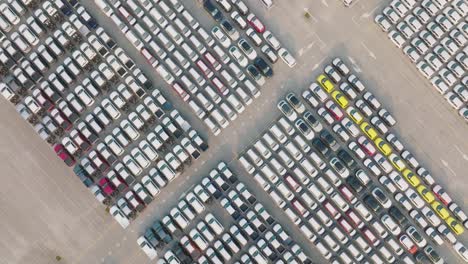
[0,0,468,263]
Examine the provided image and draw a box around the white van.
[347,243,364,262]
[307,182,325,202]
[181,10,199,30]
[371,220,388,238]
[316,176,333,194]
[262,132,278,151]
[284,207,301,225]
[211,109,228,128]
[263,165,282,188]
[244,79,260,98]
[301,192,317,209]
[307,215,325,235]
[285,141,303,161]
[229,62,246,80]
[197,27,215,47]
[339,251,353,264]
[277,149,294,168]
[331,226,348,245]
[387,238,404,256]
[269,124,287,143]
[254,140,271,159]
[323,234,339,252]
[315,242,332,260]
[205,85,221,104]
[330,192,349,212]
[276,182,293,201]
[316,209,332,227]
[270,158,286,176]
[239,155,255,174]
[227,94,245,113]
[355,236,371,254]
[310,151,326,170]
[277,117,294,135]
[189,35,206,54]
[203,117,220,136]
[221,69,238,88]
[293,134,310,153]
[247,148,263,166]
[379,246,395,263]
[269,189,285,208]
[254,173,270,191]
[220,103,237,121]
[293,167,310,184]
[355,202,373,221]
[299,158,317,178]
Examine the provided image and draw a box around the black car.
[203,0,223,21]
[254,57,273,77]
[346,176,364,192]
[311,138,331,157]
[415,252,430,263]
[363,195,381,212]
[247,64,262,81]
[144,229,161,248]
[388,206,407,225]
[320,130,339,151]
[73,165,93,187]
[304,111,321,130]
[337,149,356,168]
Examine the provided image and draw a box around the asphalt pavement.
[0,0,467,263]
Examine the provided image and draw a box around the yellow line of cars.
[316,73,465,236]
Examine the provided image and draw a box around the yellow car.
[402,169,421,187]
[431,201,450,219]
[375,138,392,156]
[416,185,435,203]
[389,153,406,171]
[446,217,465,235]
[317,74,334,93]
[346,107,364,124]
[331,91,349,108]
[360,122,378,140]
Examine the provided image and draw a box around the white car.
[229,46,248,67]
[278,48,296,68]
[454,242,468,262]
[137,236,157,260]
[109,205,130,228]
[211,26,231,48]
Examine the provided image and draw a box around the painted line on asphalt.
[360,41,377,60]
[454,145,468,161]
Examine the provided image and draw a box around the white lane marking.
[347,56,362,73]
[360,42,377,59]
[441,159,457,176]
[454,146,468,161]
[321,0,329,7]
[311,57,326,71]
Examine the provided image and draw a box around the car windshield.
[241,41,250,50]
[289,95,299,105]
[299,122,308,132]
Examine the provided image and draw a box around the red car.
[196,59,214,78]
[432,184,452,206]
[362,227,380,246]
[172,82,189,101]
[337,217,356,236]
[357,136,377,156]
[247,13,265,33]
[345,209,364,229]
[325,100,344,121]
[322,200,339,219]
[211,77,228,96]
[204,52,221,71]
[399,234,417,254]
[54,144,75,167]
[98,177,116,196]
[339,185,357,204]
[32,89,54,111]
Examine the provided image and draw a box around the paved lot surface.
[0,0,467,263]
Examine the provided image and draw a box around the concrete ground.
[0,0,467,263]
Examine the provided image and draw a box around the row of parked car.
[94,0,294,136]
[238,57,468,263]
[0,0,210,226]
[311,57,468,234]
[136,161,312,263]
[309,57,468,262]
[375,0,468,121]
